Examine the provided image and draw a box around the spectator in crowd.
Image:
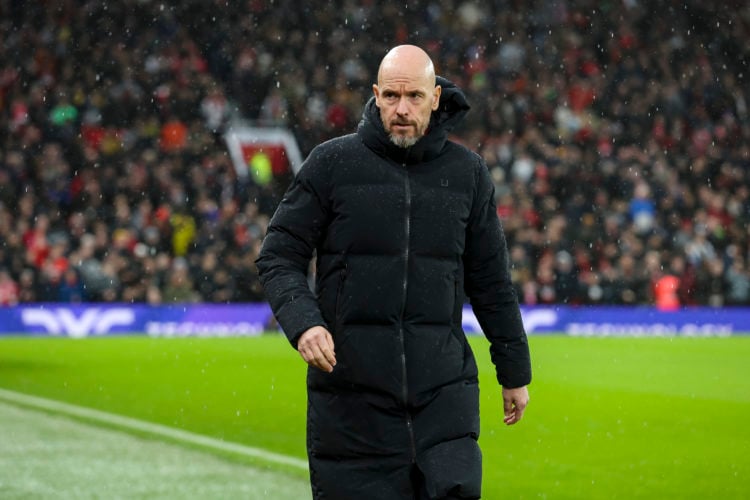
[57,267,86,303]
[0,0,748,307]
[162,257,199,303]
[0,268,19,306]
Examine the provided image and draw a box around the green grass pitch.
[0,334,748,499]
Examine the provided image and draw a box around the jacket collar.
[357,76,470,165]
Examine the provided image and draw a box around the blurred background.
[1,0,748,310]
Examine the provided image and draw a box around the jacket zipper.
[399,160,417,463]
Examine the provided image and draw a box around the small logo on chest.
[440,178,449,187]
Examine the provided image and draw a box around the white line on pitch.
[0,387,308,471]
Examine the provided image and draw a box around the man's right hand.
[297,326,337,373]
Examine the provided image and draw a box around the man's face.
[373,71,441,148]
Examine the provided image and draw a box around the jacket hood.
[357,75,470,164]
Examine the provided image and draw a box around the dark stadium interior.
[0,0,748,307]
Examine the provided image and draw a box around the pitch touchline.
[0,387,309,471]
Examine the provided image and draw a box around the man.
[256,45,531,500]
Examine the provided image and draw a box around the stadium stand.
[0,0,748,307]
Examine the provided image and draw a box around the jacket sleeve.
[255,148,330,348]
[463,157,531,388]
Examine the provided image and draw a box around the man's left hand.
[502,386,529,425]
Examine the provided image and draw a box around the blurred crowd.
[1,0,749,308]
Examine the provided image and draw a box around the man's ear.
[372,84,381,107]
[432,85,442,110]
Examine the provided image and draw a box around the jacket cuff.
[495,352,532,388]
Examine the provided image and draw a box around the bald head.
[373,45,441,148]
[377,45,436,87]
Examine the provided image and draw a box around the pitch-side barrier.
[0,304,747,338]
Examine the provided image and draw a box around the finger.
[514,404,526,422]
[503,398,513,418]
[504,399,528,425]
[321,337,336,367]
[325,332,336,356]
[298,346,313,365]
[505,413,520,425]
[310,344,334,373]
[300,346,327,372]
[299,343,322,367]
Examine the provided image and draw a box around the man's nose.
[396,97,409,115]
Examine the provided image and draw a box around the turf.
[0,334,748,499]
[0,401,311,499]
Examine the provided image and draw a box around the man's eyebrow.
[382,87,425,95]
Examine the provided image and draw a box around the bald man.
[257,45,531,499]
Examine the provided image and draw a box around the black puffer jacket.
[257,77,531,499]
